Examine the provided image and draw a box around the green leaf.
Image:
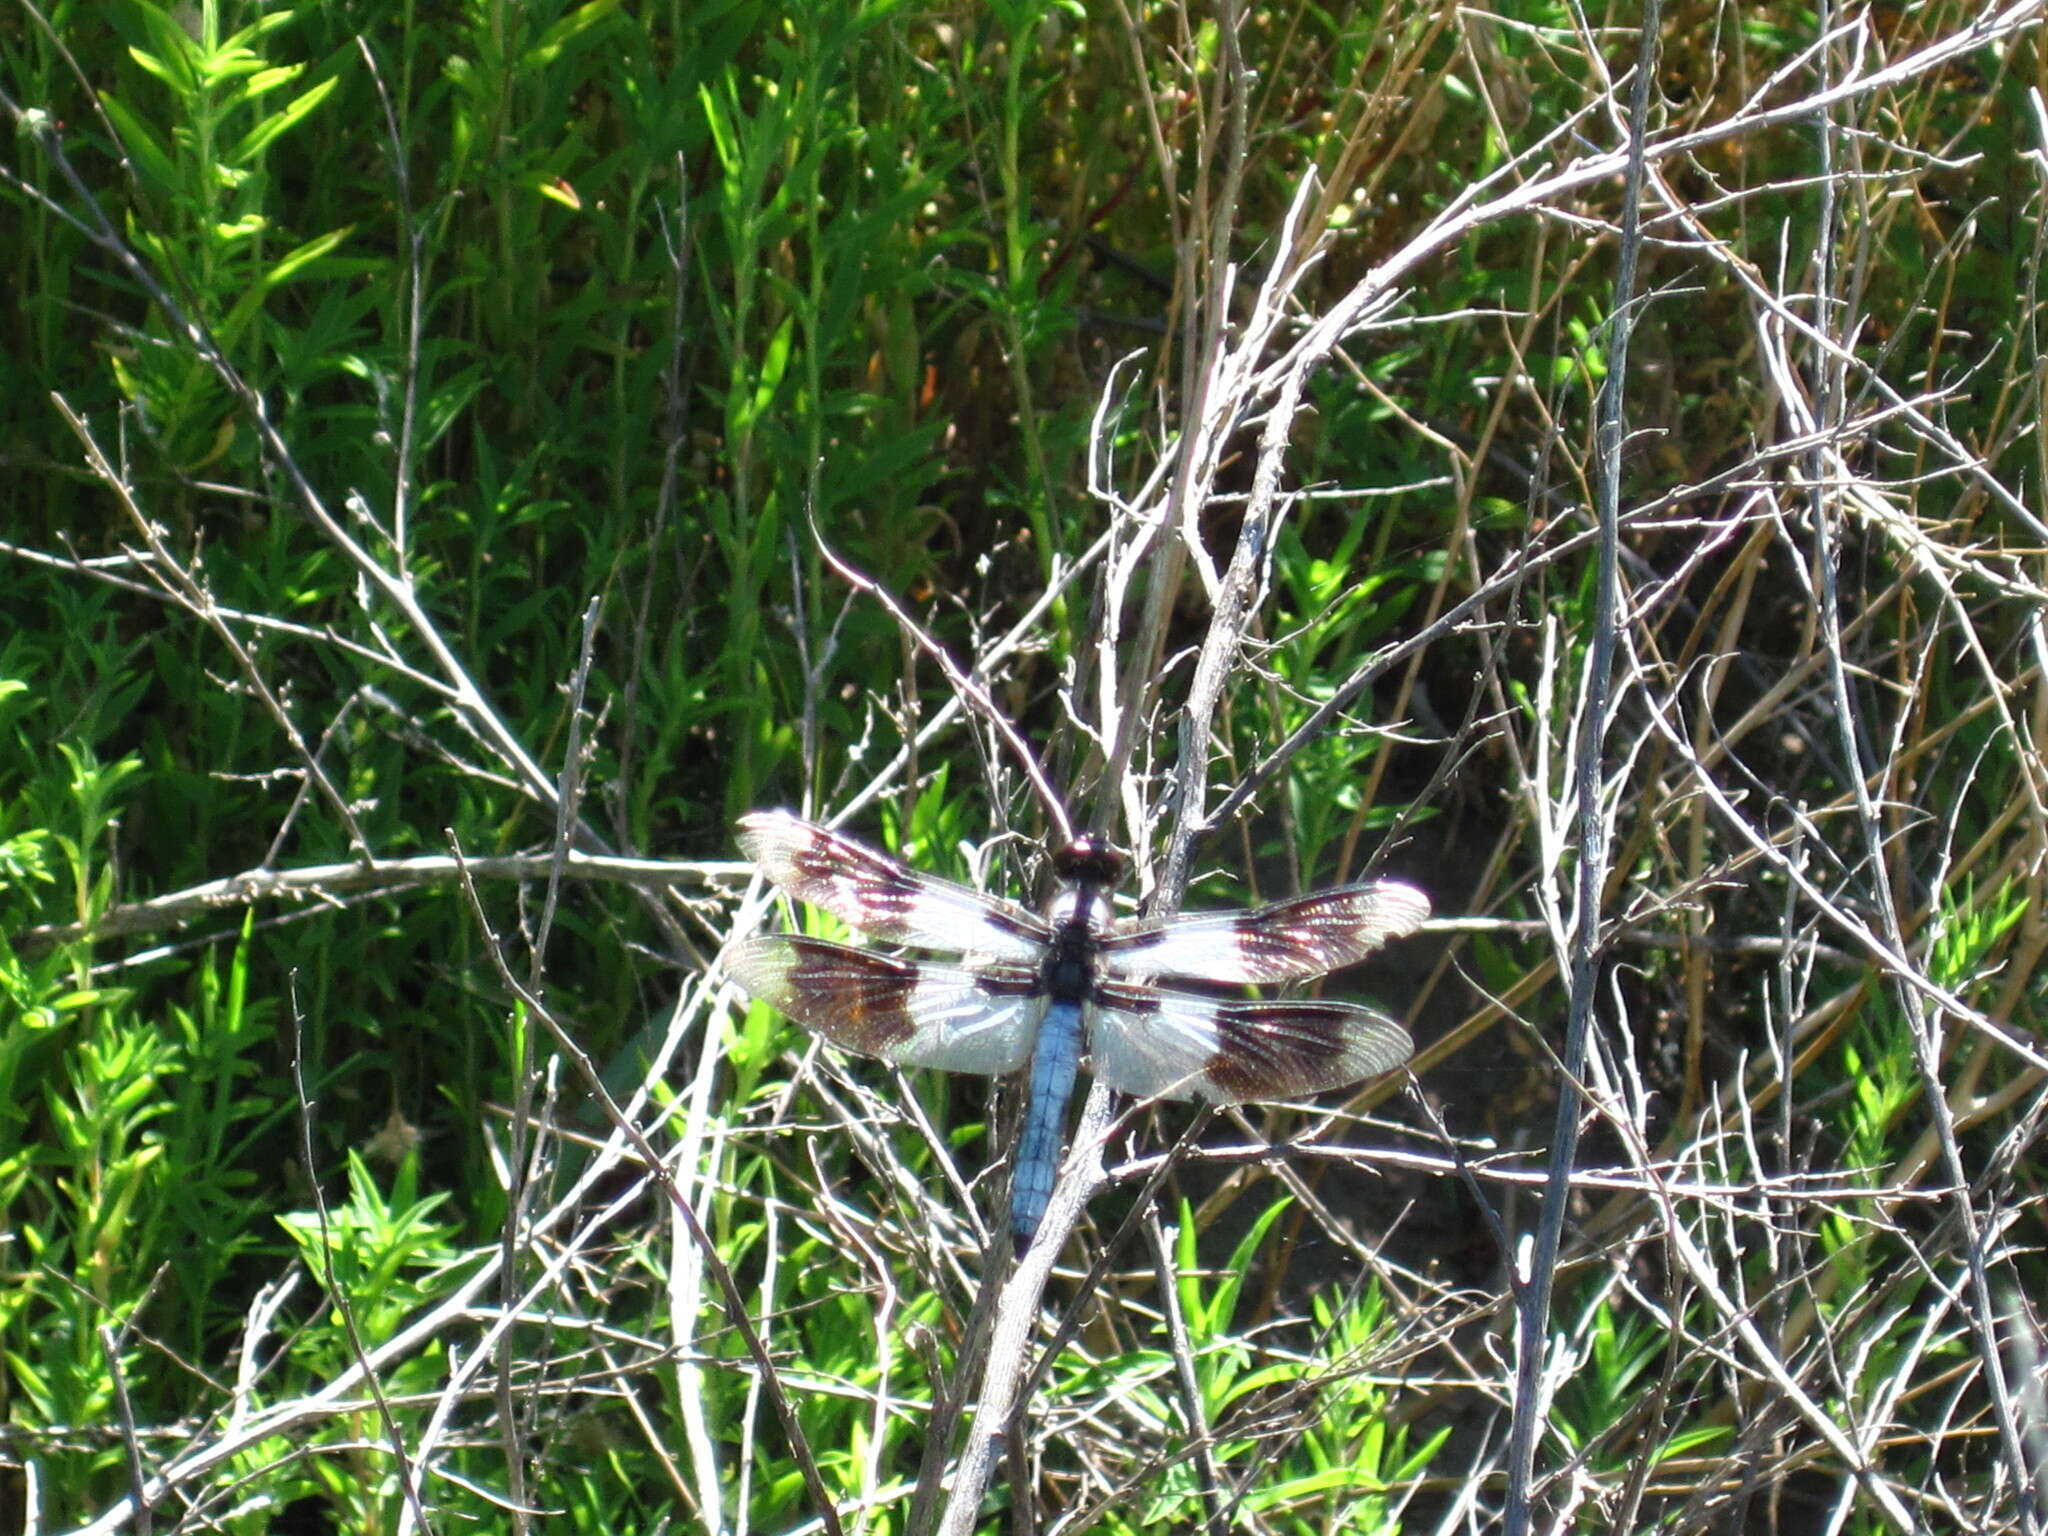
[523,0,624,68]
[232,62,306,105]
[217,226,353,343]
[125,43,193,94]
[96,91,179,193]
[230,73,338,163]
[193,46,268,88]
[261,225,354,288]
[123,0,201,95]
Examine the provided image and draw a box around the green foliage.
[96,0,348,472]
[1029,1202,1442,1534]
[3,0,2043,1530]
[275,1152,465,1354]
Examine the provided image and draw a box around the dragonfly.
[726,809,1429,1254]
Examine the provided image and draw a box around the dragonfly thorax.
[1037,921,1099,1003]
[1038,857,1117,1003]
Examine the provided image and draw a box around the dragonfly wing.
[728,936,1040,1076]
[1089,981,1413,1103]
[1098,881,1430,984]
[738,810,1047,962]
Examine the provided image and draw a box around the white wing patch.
[1099,881,1430,984]
[738,810,1046,962]
[1089,983,1412,1103]
[728,935,1039,1076]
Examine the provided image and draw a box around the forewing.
[728,935,1038,1076]
[738,809,1046,961]
[1098,881,1429,983]
[1089,980,1412,1103]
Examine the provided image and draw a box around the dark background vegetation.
[3,0,2045,1531]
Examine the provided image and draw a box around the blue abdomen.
[1011,1000,1083,1253]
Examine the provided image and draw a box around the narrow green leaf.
[219,9,297,52]
[218,226,354,342]
[698,77,739,174]
[194,47,268,88]
[123,0,200,95]
[523,0,623,67]
[231,63,305,105]
[230,73,338,163]
[736,312,796,433]
[260,225,353,289]
[96,91,178,193]
[124,44,189,93]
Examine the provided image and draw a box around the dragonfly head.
[1051,834,1126,889]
